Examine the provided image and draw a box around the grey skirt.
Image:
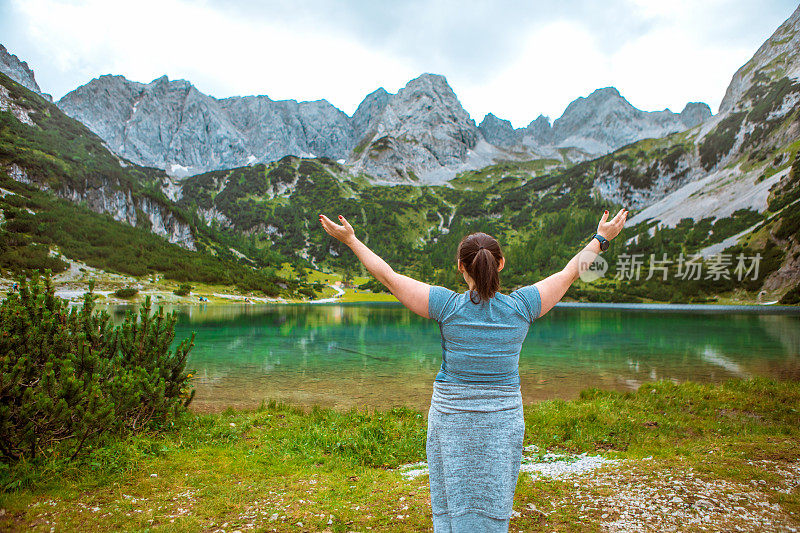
[426,381,524,533]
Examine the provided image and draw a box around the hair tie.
[477,245,485,250]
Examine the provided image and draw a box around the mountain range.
[0,4,798,304]
[53,67,709,183]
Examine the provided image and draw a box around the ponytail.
[457,232,503,303]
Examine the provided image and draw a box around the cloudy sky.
[1,0,797,127]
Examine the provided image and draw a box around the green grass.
[304,268,340,285]
[338,288,398,303]
[450,159,564,191]
[1,377,798,531]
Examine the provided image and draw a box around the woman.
[319,208,628,532]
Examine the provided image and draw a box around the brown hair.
[457,232,503,304]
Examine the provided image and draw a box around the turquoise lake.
[108,302,800,412]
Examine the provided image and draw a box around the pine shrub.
[0,273,195,462]
[113,287,138,298]
[173,283,192,296]
[780,283,800,305]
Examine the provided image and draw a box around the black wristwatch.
[592,233,610,252]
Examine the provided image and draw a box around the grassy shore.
[1,377,799,531]
[0,264,399,307]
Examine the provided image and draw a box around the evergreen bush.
[0,272,195,462]
[779,283,800,305]
[173,283,192,296]
[357,279,390,294]
[113,287,138,298]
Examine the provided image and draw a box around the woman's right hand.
[597,208,628,240]
[319,214,357,246]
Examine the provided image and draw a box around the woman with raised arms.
[319,207,628,532]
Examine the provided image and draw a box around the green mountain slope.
[0,72,306,296]
[175,139,790,303]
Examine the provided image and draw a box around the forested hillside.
[176,140,795,303]
[0,72,308,297]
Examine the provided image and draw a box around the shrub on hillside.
[779,283,800,305]
[699,112,745,170]
[0,236,68,274]
[297,286,316,299]
[0,273,195,462]
[358,278,390,294]
[113,287,138,298]
[173,283,192,296]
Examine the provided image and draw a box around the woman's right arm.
[534,208,627,318]
[319,214,430,318]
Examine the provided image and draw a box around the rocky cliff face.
[351,88,390,140]
[218,95,355,163]
[58,75,358,177]
[679,102,713,128]
[7,161,197,250]
[584,7,800,222]
[690,3,800,176]
[61,181,197,250]
[617,5,800,301]
[0,44,52,101]
[524,115,554,145]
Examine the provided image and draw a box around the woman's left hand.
[319,214,356,245]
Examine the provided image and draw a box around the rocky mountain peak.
[57,73,356,176]
[57,75,146,153]
[144,75,197,97]
[588,86,622,100]
[550,86,706,154]
[525,115,553,144]
[386,73,474,130]
[679,102,712,127]
[556,86,631,123]
[352,87,391,139]
[403,72,450,92]
[350,73,479,182]
[478,113,519,147]
[0,43,51,100]
[53,60,712,183]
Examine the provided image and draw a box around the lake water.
[108,302,800,412]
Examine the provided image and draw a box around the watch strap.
[592,233,610,251]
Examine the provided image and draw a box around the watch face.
[594,234,609,251]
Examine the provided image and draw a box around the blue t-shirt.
[428,285,542,386]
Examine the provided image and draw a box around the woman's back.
[428,285,542,386]
[319,208,627,533]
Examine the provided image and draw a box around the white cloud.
[453,1,780,127]
[11,0,417,111]
[609,24,752,115]
[3,0,797,125]
[455,20,612,127]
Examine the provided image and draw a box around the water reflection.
[104,303,800,412]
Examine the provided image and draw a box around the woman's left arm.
[319,214,430,318]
